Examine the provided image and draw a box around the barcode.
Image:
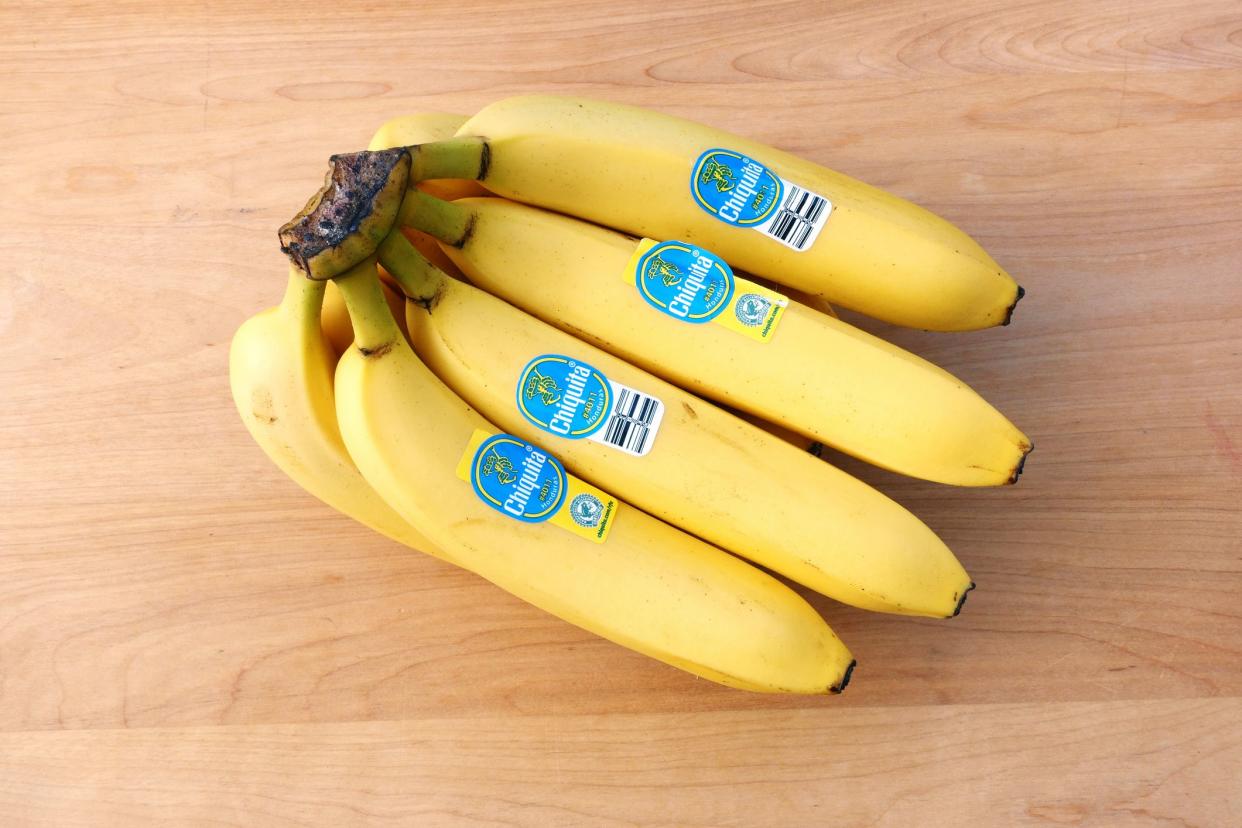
[762,184,830,251]
[600,387,662,456]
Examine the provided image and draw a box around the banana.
[398,192,1032,487]
[776,284,837,319]
[379,229,973,617]
[228,266,445,560]
[404,95,1021,330]
[333,260,854,693]
[280,150,856,692]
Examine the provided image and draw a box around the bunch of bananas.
[231,99,1031,694]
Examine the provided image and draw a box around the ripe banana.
[405,94,1021,330]
[278,148,856,692]
[228,266,445,559]
[398,192,1032,487]
[329,258,855,693]
[379,229,973,617]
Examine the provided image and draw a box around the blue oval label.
[516,355,612,439]
[469,434,567,523]
[690,149,783,227]
[635,241,735,323]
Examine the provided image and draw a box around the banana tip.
[1002,285,1025,326]
[1009,441,1034,484]
[951,582,977,617]
[830,659,857,694]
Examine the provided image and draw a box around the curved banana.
[380,230,973,617]
[228,267,445,559]
[405,95,1020,330]
[398,193,1032,487]
[330,259,855,693]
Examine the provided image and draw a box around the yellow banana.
[228,266,445,559]
[278,150,855,692]
[404,95,1021,330]
[330,259,855,693]
[398,193,1032,487]
[380,229,973,617]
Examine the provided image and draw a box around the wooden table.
[4,1,1240,824]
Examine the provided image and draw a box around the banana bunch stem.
[395,187,472,248]
[406,136,487,182]
[332,258,400,354]
[378,225,445,306]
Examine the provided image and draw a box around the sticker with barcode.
[598,384,664,456]
[516,354,664,457]
[690,148,832,252]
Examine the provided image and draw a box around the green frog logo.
[480,446,517,486]
[522,367,562,407]
[644,254,683,287]
[698,159,736,193]
[734,293,773,327]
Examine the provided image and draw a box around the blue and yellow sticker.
[689,147,833,252]
[634,241,734,324]
[625,239,789,342]
[455,429,617,543]
[516,355,611,439]
[690,149,783,227]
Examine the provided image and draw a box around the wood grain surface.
[2,0,1240,824]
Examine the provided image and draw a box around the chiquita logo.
[635,241,735,323]
[690,149,783,226]
[469,434,567,522]
[516,355,612,439]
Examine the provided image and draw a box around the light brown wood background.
[3,0,1240,824]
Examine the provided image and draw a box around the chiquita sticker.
[690,149,784,227]
[634,240,735,323]
[516,355,666,457]
[455,429,618,542]
[517,355,612,438]
[626,239,789,342]
[690,148,832,252]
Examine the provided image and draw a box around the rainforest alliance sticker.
[455,429,617,542]
[690,148,832,252]
[516,354,666,457]
[626,239,789,342]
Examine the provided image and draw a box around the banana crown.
[279,148,410,280]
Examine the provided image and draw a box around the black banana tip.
[1002,285,1026,326]
[1009,441,1034,484]
[952,582,977,617]
[830,659,857,694]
